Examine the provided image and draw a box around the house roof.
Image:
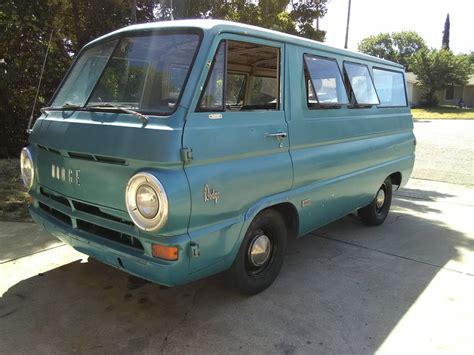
[406,72,474,86]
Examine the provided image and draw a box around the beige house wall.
[405,73,474,107]
[462,86,474,107]
[437,85,464,106]
[407,82,422,106]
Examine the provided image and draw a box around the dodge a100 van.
[21,20,415,294]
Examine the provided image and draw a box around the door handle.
[266,132,288,140]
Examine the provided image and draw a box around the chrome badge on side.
[204,184,220,204]
[51,164,80,185]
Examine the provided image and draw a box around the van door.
[183,35,292,272]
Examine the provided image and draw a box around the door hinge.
[190,242,200,258]
[180,147,193,163]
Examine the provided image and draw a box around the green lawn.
[0,159,31,222]
[411,106,474,119]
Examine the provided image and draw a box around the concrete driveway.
[1,120,473,354]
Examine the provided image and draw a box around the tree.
[409,48,471,106]
[0,0,156,158]
[358,33,395,61]
[358,31,426,70]
[442,13,450,50]
[160,0,328,41]
[0,0,71,157]
[289,0,327,41]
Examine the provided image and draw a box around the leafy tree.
[289,0,327,41]
[409,48,471,106]
[358,31,426,70]
[358,33,395,61]
[160,0,328,41]
[442,13,450,50]
[0,0,154,158]
[0,0,71,157]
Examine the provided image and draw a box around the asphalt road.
[0,120,473,354]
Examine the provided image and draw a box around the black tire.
[229,209,287,295]
[358,178,393,226]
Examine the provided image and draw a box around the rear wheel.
[358,178,393,226]
[229,209,287,295]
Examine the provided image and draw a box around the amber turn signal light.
[152,244,178,261]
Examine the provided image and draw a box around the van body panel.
[183,34,293,272]
[29,110,191,237]
[286,44,414,234]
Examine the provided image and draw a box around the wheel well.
[389,172,402,189]
[266,203,299,239]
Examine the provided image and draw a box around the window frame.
[195,37,282,112]
[303,53,349,109]
[196,40,227,112]
[343,61,381,107]
[372,66,409,108]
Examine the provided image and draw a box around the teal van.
[21,20,415,294]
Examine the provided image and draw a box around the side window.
[343,62,379,105]
[198,40,280,111]
[445,85,454,100]
[303,54,349,107]
[373,68,407,107]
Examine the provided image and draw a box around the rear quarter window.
[304,54,349,107]
[373,68,407,107]
[344,62,379,106]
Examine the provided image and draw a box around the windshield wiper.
[40,103,83,115]
[86,103,149,124]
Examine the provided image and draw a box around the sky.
[320,0,473,54]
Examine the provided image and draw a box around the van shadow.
[0,186,472,354]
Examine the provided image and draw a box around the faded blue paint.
[26,20,415,287]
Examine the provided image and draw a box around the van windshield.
[51,30,201,115]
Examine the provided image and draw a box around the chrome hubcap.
[249,234,272,267]
[376,188,386,209]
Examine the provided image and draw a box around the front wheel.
[229,209,287,295]
[358,178,393,226]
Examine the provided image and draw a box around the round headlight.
[20,147,34,190]
[125,172,168,232]
[136,184,159,219]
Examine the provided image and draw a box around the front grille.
[73,200,133,226]
[40,188,70,207]
[39,202,72,226]
[77,220,143,251]
[37,187,143,252]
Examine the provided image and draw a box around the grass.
[0,159,31,222]
[411,106,474,120]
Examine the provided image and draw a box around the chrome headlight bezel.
[20,147,35,191]
[125,172,168,232]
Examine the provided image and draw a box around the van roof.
[89,19,404,69]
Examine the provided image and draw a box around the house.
[406,72,474,107]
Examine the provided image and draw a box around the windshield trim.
[48,27,204,117]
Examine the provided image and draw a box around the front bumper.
[29,200,191,287]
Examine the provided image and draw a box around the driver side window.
[197,39,280,112]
